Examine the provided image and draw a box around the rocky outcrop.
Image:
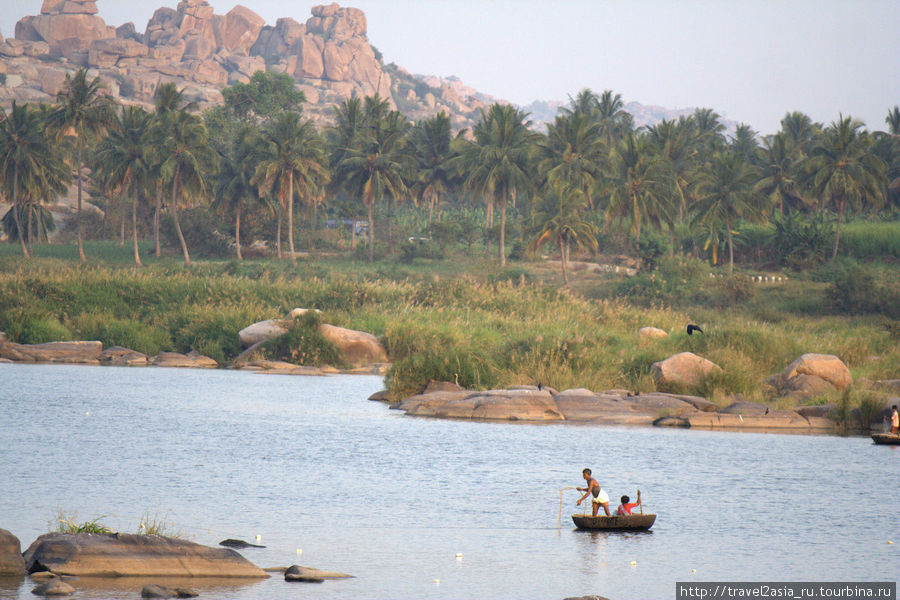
[31,578,75,596]
[4,3,488,131]
[319,324,387,367]
[656,411,831,431]
[284,564,353,582]
[0,340,102,364]
[23,533,269,577]
[0,529,26,576]
[397,389,563,421]
[650,352,722,390]
[99,346,148,366]
[141,584,199,598]
[16,0,115,59]
[238,319,289,347]
[151,350,218,369]
[768,354,852,398]
[637,327,667,339]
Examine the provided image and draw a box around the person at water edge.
[617,490,641,515]
[889,405,899,434]
[576,468,610,516]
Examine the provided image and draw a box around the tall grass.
[1,254,896,403]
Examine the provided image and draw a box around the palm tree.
[146,83,197,257]
[465,103,534,266]
[887,106,900,136]
[214,124,262,260]
[94,106,152,266]
[780,111,819,156]
[756,133,805,214]
[48,68,116,261]
[0,102,66,257]
[603,132,672,249]
[645,117,699,223]
[691,150,763,274]
[806,116,886,258]
[537,111,605,209]
[410,111,455,223]
[562,88,600,117]
[254,111,329,262]
[147,110,216,267]
[691,108,726,155]
[335,98,411,262]
[532,185,599,287]
[596,89,633,145]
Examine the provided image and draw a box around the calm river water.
[0,364,897,599]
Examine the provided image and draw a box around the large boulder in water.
[398,389,562,421]
[23,533,269,577]
[318,324,387,367]
[0,528,26,575]
[238,319,290,348]
[151,350,218,369]
[0,340,102,364]
[650,352,722,390]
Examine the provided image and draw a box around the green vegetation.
[2,252,898,408]
[52,511,114,534]
[2,73,899,415]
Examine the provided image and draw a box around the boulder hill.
[1,1,491,129]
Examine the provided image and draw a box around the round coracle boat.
[571,513,656,531]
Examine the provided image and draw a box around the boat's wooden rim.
[571,513,657,531]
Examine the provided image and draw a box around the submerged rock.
[0,340,103,364]
[284,564,353,582]
[23,533,268,577]
[31,578,75,596]
[141,584,199,598]
[151,351,218,369]
[0,528,26,575]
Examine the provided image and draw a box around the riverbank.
[1,255,899,425]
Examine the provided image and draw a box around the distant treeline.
[2,70,899,280]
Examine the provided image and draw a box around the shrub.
[263,311,346,367]
[160,207,231,257]
[52,511,113,534]
[4,310,74,344]
[772,212,833,270]
[70,312,171,355]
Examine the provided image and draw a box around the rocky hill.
[0,1,713,132]
[0,0,492,129]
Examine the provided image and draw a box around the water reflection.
[0,576,25,599]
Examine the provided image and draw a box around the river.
[0,364,896,599]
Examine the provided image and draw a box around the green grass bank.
[1,242,898,410]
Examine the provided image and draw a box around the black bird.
[686,324,703,336]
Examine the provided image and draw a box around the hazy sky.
[2,0,898,134]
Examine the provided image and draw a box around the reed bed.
[0,255,896,410]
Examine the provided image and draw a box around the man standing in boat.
[576,468,610,516]
[890,405,899,435]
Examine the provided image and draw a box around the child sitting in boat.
[576,468,610,516]
[617,490,641,515]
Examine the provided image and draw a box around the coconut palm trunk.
[12,165,28,258]
[367,202,375,262]
[131,181,141,267]
[154,185,162,257]
[234,203,243,260]
[75,142,86,261]
[275,194,283,258]
[170,164,191,267]
[832,196,846,259]
[288,170,296,263]
[499,191,508,267]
